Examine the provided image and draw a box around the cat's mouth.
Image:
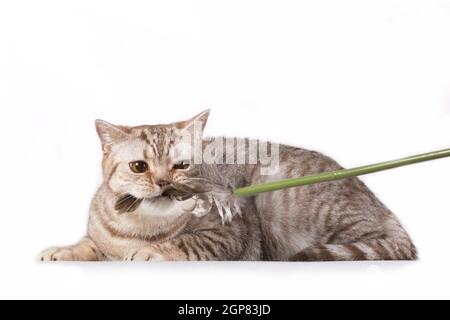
[114,184,201,214]
[114,182,211,214]
[161,185,197,201]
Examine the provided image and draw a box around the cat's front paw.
[126,247,166,262]
[39,239,100,262]
[39,246,75,262]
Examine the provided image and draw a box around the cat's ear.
[95,119,129,154]
[176,109,211,133]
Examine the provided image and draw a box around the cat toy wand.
[233,148,450,197]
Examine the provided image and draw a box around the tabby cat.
[39,110,417,261]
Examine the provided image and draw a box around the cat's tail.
[289,237,417,261]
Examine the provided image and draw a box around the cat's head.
[95,110,210,200]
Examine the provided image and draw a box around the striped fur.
[39,111,416,262]
[290,238,417,261]
[251,145,417,261]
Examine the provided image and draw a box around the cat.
[39,110,417,261]
[40,111,261,261]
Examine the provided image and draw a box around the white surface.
[1,0,450,300]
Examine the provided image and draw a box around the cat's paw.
[39,246,75,262]
[126,247,166,262]
[39,239,100,262]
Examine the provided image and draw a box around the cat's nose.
[156,180,171,188]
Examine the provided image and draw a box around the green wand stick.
[233,148,450,197]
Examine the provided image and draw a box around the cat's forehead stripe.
[139,131,151,144]
[136,127,175,158]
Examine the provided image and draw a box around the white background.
[1,0,450,300]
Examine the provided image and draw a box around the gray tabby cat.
[39,110,417,262]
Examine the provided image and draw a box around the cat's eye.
[173,161,190,170]
[129,161,149,174]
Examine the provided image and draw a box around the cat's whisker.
[116,194,134,204]
[126,197,142,213]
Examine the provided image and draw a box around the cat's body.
[253,144,416,261]
[85,182,262,261]
[40,111,417,262]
